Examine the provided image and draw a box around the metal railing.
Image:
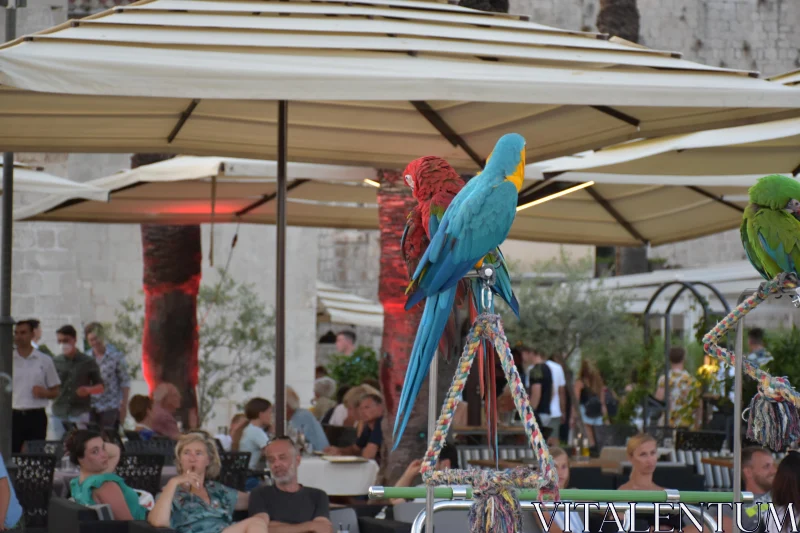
[408,500,728,533]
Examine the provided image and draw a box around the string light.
[363,179,381,188]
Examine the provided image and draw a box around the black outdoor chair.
[11,453,58,531]
[322,424,358,447]
[675,429,727,452]
[23,440,64,458]
[218,451,251,491]
[644,426,677,447]
[124,430,142,441]
[124,439,176,465]
[114,453,165,496]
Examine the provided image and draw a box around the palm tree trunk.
[132,154,202,429]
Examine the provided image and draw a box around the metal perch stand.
[423,262,498,533]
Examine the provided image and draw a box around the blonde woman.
[329,384,381,433]
[619,434,722,533]
[543,447,585,533]
[148,432,270,533]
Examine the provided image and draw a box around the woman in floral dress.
[148,432,270,533]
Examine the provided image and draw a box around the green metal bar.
[370,487,751,504]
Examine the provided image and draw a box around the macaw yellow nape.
[393,133,526,446]
[741,174,800,283]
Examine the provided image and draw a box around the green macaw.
[741,174,800,281]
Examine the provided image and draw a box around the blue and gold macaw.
[393,133,526,445]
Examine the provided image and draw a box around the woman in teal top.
[149,431,270,533]
[66,430,147,520]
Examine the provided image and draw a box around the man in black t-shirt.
[249,437,332,532]
[528,349,553,438]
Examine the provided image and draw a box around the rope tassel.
[703,274,800,451]
[469,485,522,533]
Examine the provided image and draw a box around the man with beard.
[249,437,332,533]
[739,447,776,530]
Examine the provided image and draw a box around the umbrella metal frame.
[0,3,18,459]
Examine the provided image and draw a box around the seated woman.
[324,393,383,461]
[148,431,270,533]
[544,447,586,533]
[619,434,727,533]
[66,430,146,520]
[217,413,247,453]
[128,394,156,441]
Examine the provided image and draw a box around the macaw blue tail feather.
[393,285,458,447]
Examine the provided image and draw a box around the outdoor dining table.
[700,456,733,469]
[451,425,527,437]
[52,466,179,498]
[297,456,379,496]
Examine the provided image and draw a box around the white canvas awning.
[517,76,800,246]
[317,281,383,329]
[13,154,754,246]
[14,156,380,227]
[2,0,800,169]
[1,162,108,201]
[583,261,762,315]
[770,69,800,87]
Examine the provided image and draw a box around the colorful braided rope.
[702,274,800,449]
[421,313,559,504]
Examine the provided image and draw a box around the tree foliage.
[501,254,636,361]
[327,346,380,388]
[113,271,274,426]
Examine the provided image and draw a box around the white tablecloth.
[297,457,379,496]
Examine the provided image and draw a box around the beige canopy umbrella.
[0,161,108,201]
[14,156,380,226]
[5,0,800,446]
[511,69,800,246]
[12,155,752,248]
[2,0,800,169]
[521,110,800,245]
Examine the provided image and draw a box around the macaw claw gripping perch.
[421,275,559,533]
[759,272,800,307]
[703,273,800,451]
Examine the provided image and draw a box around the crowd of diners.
[7,322,800,533]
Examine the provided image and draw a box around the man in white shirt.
[545,357,566,445]
[12,319,60,452]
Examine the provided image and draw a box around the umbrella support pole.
[275,100,288,436]
[0,152,13,459]
[0,3,19,459]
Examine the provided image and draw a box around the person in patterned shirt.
[84,322,130,429]
[654,347,697,428]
